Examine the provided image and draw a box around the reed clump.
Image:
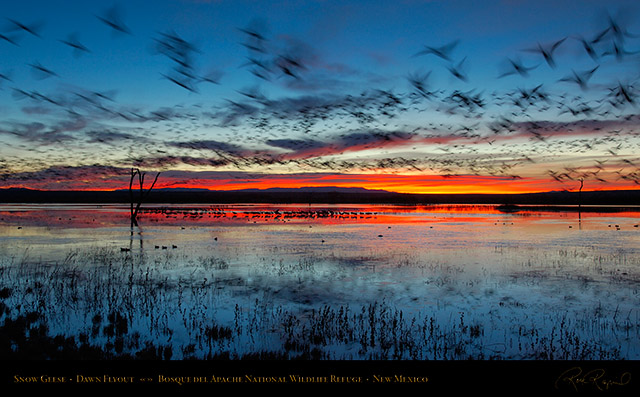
[0,246,637,360]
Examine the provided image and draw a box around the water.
[1,203,639,359]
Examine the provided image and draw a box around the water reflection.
[1,203,639,359]
[1,203,638,259]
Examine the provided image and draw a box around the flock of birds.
[139,206,380,222]
[1,5,640,191]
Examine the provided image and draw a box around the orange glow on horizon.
[148,173,634,195]
[3,172,638,195]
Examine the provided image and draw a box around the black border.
[3,359,638,392]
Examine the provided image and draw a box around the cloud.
[86,130,141,144]
[166,139,246,154]
[132,155,233,169]
[0,164,127,188]
[0,118,87,144]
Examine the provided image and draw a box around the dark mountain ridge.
[1,186,639,207]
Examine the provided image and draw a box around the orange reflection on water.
[1,204,639,230]
[133,203,512,225]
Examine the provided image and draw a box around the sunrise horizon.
[3,1,640,383]
[1,0,640,201]
[3,175,640,197]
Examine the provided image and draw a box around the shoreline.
[1,188,640,207]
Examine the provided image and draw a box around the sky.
[1,0,640,194]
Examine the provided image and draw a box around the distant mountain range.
[111,186,392,194]
[1,186,639,206]
[230,186,393,194]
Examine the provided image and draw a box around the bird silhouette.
[605,13,640,42]
[414,39,460,61]
[524,37,566,68]
[497,57,539,78]
[5,18,43,38]
[59,33,91,56]
[0,32,19,46]
[607,81,636,106]
[0,70,11,84]
[446,57,468,82]
[96,5,131,35]
[558,66,599,90]
[601,40,640,60]
[28,61,58,79]
[406,70,437,100]
[2,4,640,195]
[161,73,198,93]
[571,26,611,61]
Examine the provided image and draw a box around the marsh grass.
[0,244,638,360]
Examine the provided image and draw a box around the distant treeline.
[1,187,640,207]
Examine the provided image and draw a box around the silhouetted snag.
[129,168,160,226]
[578,178,584,227]
[578,178,584,208]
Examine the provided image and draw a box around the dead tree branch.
[129,167,160,226]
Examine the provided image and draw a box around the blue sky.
[2,0,640,193]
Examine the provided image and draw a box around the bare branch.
[129,167,160,226]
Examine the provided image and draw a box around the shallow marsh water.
[1,203,639,359]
